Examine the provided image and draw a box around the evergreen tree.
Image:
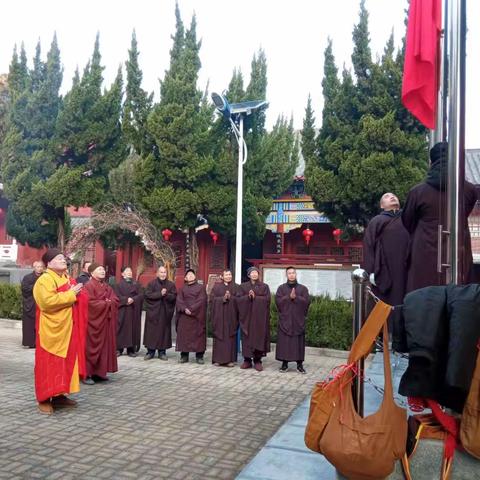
[0,37,64,247]
[318,39,340,143]
[31,40,45,92]
[8,44,29,97]
[306,2,428,234]
[0,75,10,165]
[227,67,245,101]
[301,95,316,165]
[50,37,126,247]
[1,35,126,248]
[109,152,141,205]
[139,8,220,269]
[122,30,153,156]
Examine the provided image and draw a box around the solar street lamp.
[211,92,268,283]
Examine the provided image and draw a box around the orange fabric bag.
[460,344,480,459]
[304,301,393,454]
[319,321,407,480]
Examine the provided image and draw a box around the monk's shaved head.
[380,192,400,211]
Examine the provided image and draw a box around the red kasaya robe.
[34,271,88,402]
[84,278,119,378]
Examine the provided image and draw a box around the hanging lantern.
[210,230,219,245]
[332,228,343,245]
[302,227,314,246]
[162,228,173,242]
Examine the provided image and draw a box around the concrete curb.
[0,318,21,329]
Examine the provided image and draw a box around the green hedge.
[0,284,22,320]
[0,284,352,350]
[270,294,352,351]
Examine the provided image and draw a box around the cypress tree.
[140,9,216,236]
[306,2,428,234]
[0,38,63,247]
[122,30,153,156]
[301,94,316,166]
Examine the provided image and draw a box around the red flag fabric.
[402,0,442,129]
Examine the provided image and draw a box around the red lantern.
[302,227,314,246]
[332,228,343,245]
[162,228,173,242]
[210,230,219,245]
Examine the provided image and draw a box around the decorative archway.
[65,204,177,279]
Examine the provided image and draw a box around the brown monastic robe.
[275,282,310,362]
[143,278,177,351]
[84,278,119,378]
[114,279,144,352]
[175,282,207,353]
[237,281,271,359]
[402,181,477,292]
[363,211,409,306]
[21,271,41,347]
[209,282,239,364]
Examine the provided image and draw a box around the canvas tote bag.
[460,344,480,459]
[304,301,392,454]
[319,322,408,480]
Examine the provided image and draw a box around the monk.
[76,261,92,285]
[237,266,271,372]
[21,260,44,348]
[363,193,409,306]
[114,266,143,357]
[275,267,310,374]
[403,142,478,291]
[33,249,88,415]
[209,269,239,367]
[83,263,119,384]
[144,265,177,361]
[176,269,207,364]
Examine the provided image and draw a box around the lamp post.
[211,93,268,283]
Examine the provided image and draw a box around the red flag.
[402,0,442,129]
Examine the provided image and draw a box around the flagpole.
[446,0,467,284]
[431,0,448,146]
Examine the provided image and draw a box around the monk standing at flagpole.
[33,249,88,415]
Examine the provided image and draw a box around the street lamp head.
[212,92,269,120]
[211,92,231,119]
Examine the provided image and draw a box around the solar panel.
[230,100,268,115]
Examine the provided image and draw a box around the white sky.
[1,0,478,147]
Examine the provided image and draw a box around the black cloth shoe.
[196,357,205,365]
[144,352,155,361]
[179,354,189,363]
[296,364,306,374]
[159,353,168,361]
[127,352,137,358]
[279,361,288,373]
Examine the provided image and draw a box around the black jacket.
[399,284,480,412]
[76,272,91,285]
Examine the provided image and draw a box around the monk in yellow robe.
[33,249,88,415]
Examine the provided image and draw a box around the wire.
[229,117,248,165]
[367,287,403,310]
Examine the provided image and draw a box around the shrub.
[270,293,352,351]
[0,284,22,320]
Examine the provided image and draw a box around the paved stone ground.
[0,323,339,480]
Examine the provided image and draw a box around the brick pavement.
[0,324,339,480]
